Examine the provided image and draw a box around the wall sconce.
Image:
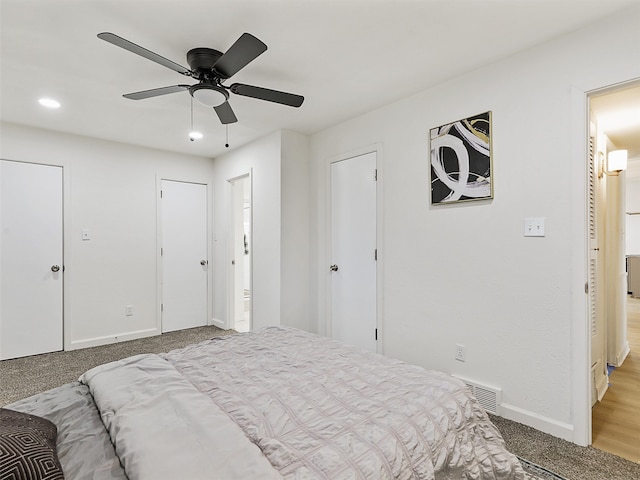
[599,149,628,177]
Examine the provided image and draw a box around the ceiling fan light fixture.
[190,85,228,107]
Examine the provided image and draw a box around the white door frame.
[226,171,253,331]
[156,175,213,333]
[571,77,639,446]
[568,84,592,447]
[325,144,384,353]
[0,157,72,351]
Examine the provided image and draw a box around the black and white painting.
[429,111,493,204]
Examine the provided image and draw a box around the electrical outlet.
[455,344,466,362]
[125,305,134,316]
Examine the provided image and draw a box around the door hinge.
[160,190,163,198]
[375,328,378,341]
[374,169,378,181]
[161,248,163,256]
[374,249,377,261]
[585,282,589,294]
[161,303,164,312]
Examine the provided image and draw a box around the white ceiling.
[1,0,639,159]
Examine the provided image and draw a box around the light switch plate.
[524,218,545,237]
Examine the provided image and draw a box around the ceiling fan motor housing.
[187,48,224,77]
[186,48,229,107]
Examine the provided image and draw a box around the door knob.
[330,264,339,272]
[200,260,207,266]
[51,265,60,272]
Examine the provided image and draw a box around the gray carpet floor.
[0,325,235,405]
[490,415,640,480]
[2,326,639,480]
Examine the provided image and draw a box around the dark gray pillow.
[0,408,64,479]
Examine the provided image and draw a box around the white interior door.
[161,180,208,333]
[330,152,377,352]
[1,160,63,360]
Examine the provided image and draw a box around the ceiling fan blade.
[98,32,191,76]
[214,102,238,124]
[230,83,304,107]
[213,33,267,79]
[123,85,190,100]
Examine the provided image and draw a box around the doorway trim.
[226,170,253,331]
[571,77,640,447]
[582,78,640,447]
[324,143,384,354]
[155,174,213,333]
[570,85,591,446]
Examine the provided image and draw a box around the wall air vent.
[453,375,502,415]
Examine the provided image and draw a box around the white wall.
[280,130,311,331]
[308,5,640,443]
[210,129,311,331]
[1,122,310,348]
[0,122,215,349]
[211,131,282,330]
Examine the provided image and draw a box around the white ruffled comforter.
[82,327,525,480]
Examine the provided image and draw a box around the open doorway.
[228,173,252,332]
[588,81,640,462]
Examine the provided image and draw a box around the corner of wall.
[280,130,312,331]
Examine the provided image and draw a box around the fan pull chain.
[188,97,203,141]
[225,124,230,148]
[189,96,195,142]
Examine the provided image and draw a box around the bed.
[3,326,526,479]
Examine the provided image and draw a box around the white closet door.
[161,180,208,333]
[330,152,377,352]
[1,160,63,360]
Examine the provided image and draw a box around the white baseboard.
[211,317,227,329]
[616,342,630,366]
[67,328,158,351]
[596,373,609,402]
[500,403,574,442]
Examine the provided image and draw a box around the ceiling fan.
[98,32,304,124]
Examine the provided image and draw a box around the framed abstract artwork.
[429,111,493,205]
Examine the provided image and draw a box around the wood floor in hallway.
[592,295,640,463]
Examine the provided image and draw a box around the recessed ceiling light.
[188,131,203,141]
[38,98,61,109]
